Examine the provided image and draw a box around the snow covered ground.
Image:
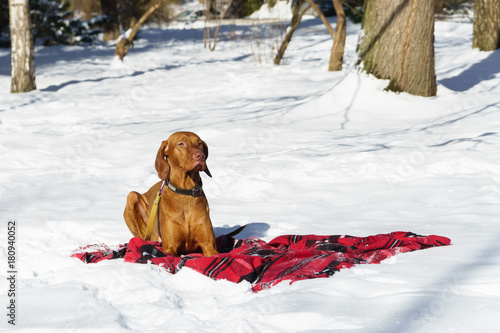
[1,8,500,333]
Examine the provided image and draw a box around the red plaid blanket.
[71,231,451,292]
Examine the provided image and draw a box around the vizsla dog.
[123,131,218,257]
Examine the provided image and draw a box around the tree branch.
[115,0,166,61]
[303,0,335,38]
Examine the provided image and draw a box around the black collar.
[166,179,203,197]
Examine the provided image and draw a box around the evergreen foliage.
[0,0,106,47]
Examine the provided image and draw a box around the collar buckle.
[192,185,203,197]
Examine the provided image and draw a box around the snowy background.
[1,4,500,333]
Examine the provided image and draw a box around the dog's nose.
[194,151,205,161]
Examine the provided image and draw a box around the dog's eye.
[177,142,186,148]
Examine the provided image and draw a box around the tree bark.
[115,0,165,60]
[473,0,500,51]
[274,1,310,65]
[358,0,436,97]
[329,0,346,71]
[9,0,36,93]
[206,0,217,20]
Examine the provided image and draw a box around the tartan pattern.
[71,231,451,292]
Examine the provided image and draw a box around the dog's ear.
[155,140,170,180]
[201,140,212,178]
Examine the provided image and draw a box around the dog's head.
[155,131,211,181]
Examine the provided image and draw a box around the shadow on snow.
[439,49,500,92]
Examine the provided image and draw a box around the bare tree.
[204,0,235,51]
[115,0,166,60]
[206,0,217,20]
[473,0,500,51]
[274,0,346,71]
[9,0,36,93]
[357,0,436,97]
[274,0,310,65]
[328,0,346,71]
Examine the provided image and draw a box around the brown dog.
[123,131,218,257]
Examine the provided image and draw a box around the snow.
[249,1,295,20]
[1,11,500,333]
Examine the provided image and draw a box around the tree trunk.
[303,0,345,71]
[473,0,500,51]
[274,1,310,65]
[329,0,346,71]
[275,0,345,70]
[9,0,36,93]
[204,0,218,49]
[115,0,165,60]
[208,0,235,51]
[358,0,437,97]
[206,0,217,20]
